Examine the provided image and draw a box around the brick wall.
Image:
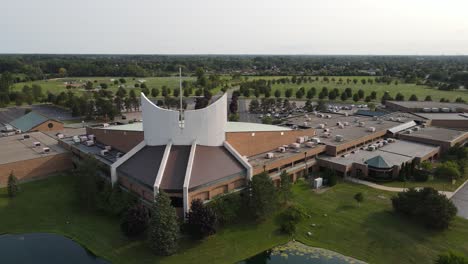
[226,128,316,157]
[31,120,64,132]
[86,127,144,152]
[0,153,72,186]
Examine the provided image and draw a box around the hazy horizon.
[2,0,468,55]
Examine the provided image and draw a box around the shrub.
[414,170,430,182]
[279,206,303,235]
[120,203,149,237]
[148,191,180,256]
[392,188,457,230]
[7,172,19,198]
[210,193,242,225]
[187,199,218,239]
[323,169,338,186]
[435,251,468,264]
[354,192,364,206]
[249,172,279,220]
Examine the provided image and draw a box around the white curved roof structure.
[141,93,227,146]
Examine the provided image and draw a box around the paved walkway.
[345,177,454,198]
[451,180,468,219]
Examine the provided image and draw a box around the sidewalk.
[345,177,454,198]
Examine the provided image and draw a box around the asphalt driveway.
[452,182,468,219]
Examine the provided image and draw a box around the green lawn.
[1,175,467,264]
[381,175,468,192]
[244,76,468,102]
[11,76,197,96]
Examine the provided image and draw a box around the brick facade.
[86,127,143,152]
[0,153,72,186]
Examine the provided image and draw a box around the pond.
[0,233,109,264]
[240,241,366,264]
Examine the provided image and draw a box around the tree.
[187,199,218,239]
[396,93,405,101]
[435,161,461,180]
[435,251,468,264]
[249,172,278,220]
[148,191,180,256]
[120,203,149,237]
[7,172,19,198]
[409,94,418,101]
[285,88,293,98]
[354,192,364,207]
[210,193,242,225]
[425,95,433,101]
[279,170,292,203]
[274,89,281,98]
[306,87,316,99]
[279,206,303,235]
[392,188,457,230]
[74,157,100,209]
[340,91,348,101]
[357,89,365,99]
[352,93,360,102]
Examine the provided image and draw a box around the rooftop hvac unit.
[382,140,388,145]
[317,113,324,118]
[336,122,342,126]
[79,136,88,142]
[303,122,309,127]
[88,134,95,140]
[290,143,301,149]
[43,147,50,153]
[277,147,286,153]
[367,146,376,151]
[305,114,309,118]
[351,150,359,154]
[323,128,330,132]
[316,124,325,129]
[413,127,420,131]
[341,153,350,158]
[344,112,349,117]
[367,127,376,132]
[306,117,312,121]
[85,140,95,146]
[72,136,80,143]
[104,145,112,151]
[450,108,457,113]
[297,137,305,143]
[431,108,439,113]
[103,123,109,127]
[311,137,321,144]
[387,138,396,143]
[335,135,344,142]
[372,116,378,121]
[266,152,275,159]
[23,134,30,139]
[423,108,431,113]
[57,133,64,139]
[33,141,41,147]
[282,144,289,149]
[338,124,345,129]
[100,149,109,156]
[441,108,450,113]
[396,118,402,122]
[389,117,395,121]
[305,142,315,148]
[326,115,332,119]
[405,130,412,134]
[358,122,365,127]
[322,133,331,138]
[343,122,350,126]
[313,111,318,116]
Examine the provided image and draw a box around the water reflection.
[0,233,109,264]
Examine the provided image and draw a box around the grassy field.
[381,175,468,192]
[244,76,468,102]
[11,76,197,96]
[1,175,467,264]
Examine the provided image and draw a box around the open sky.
[1,0,468,55]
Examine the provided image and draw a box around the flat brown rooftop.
[0,132,66,165]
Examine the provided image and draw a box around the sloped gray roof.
[365,155,392,169]
[10,112,50,132]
